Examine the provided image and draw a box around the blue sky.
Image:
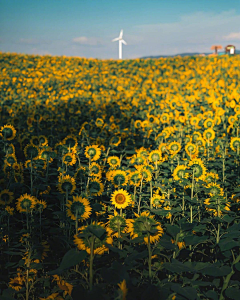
[0,0,240,59]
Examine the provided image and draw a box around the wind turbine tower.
[112,29,127,59]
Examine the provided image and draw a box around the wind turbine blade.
[121,39,127,45]
[119,29,123,39]
[112,37,120,42]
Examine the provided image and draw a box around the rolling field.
[0,52,240,300]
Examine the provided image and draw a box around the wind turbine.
[112,29,127,59]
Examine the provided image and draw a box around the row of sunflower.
[0,52,240,300]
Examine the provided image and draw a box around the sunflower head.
[85,145,101,161]
[111,189,131,209]
[16,194,36,213]
[107,156,121,168]
[66,196,92,221]
[112,170,128,187]
[172,165,188,181]
[107,212,127,237]
[0,189,14,206]
[88,178,104,196]
[58,175,76,194]
[230,137,240,152]
[0,125,16,141]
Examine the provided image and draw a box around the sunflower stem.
[150,181,153,210]
[147,233,152,279]
[89,237,95,290]
[138,177,143,215]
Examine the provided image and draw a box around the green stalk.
[137,177,143,215]
[150,181,153,210]
[147,233,152,279]
[89,237,95,290]
[219,254,240,300]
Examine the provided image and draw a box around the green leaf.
[205,290,218,300]
[48,249,87,275]
[165,224,180,239]
[88,226,106,240]
[219,239,239,252]
[225,287,240,299]
[235,262,240,271]
[200,265,231,277]
[184,235,208,246]
[171,283,197,300]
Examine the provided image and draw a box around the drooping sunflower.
[106,211,128,238]
[62,152,77,166]
[74,166,86,180]
[24,144,40,159]
[112,170,128,187]
[192,132,202,142]
[0,189,14,206]
[130,155,146,167]
[63,135,78,149]
[190,116,200,127]
[110,189,131,209]
[203,128,215,141]
[188,158,207,181]
[134,120,142,129]
[158,143,168,154]
[138,167,152,182]
[95,118,104,127]
[172,165,188,181]
[4,154,17,166]
[74,222,113,255]
[206,183,224,197]
[85,145,101,161]
[127,211,164,244]
[204,172,219,184]
[107,156,121,168]
[185,143,198,158]
[66,196,92,221]
[39,146,56,163]
[136,147,149,158]
[58,175,76,194]
[88,178,104,196]
[38,135,48,147]
[230,137,240,152]
[129,170,141,187]
[6,143,15,155]
[16,194,36,213]
[89,162,102,177]
[168,141,181,156]
[0,124,16,141]
[35,200,47,212]
[228,115,237,125]
[148,150,162,163]
[151,193,165,208]
[109,136,121,147]
[160,113,170,124]
[204,118,214,129]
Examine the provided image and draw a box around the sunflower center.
[62,182,73,192]
[64,155,73,162]
[110,159,117,165]
[88,148,96,156]
[71,202,85,216]
[21,199,32,209]
[115,193,126,204]
[171,144,178,151]
[114,174,125,185]
[151,153,160,161]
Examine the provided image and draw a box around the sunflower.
[148,150,162,163]
[24,144,40,159]
[63,135,78,149]
[66,196,92,221]
[6,143,15,155]
[168,141,181,156]
[188,158,206,181]
[85,145,101,161]
[127,211,164,244]
[136,147,149,158]
[74,222,113,255]
[172,165,188,181]
[118,279,128,300]
[112,170,128,187]
[134,120,142,129]
[9,274,24,291]
[74,166,86,180]
[129,170,141,186]
[35,200,47,212]
[178,115,186,123]
[0,189,14,206]
[204,172,219,184]
[95,118,104,127]
[228,115,236,125]
[4,154,17,166]
[58,175,76,194]
[5,206,14,215]
[62,152,77,166]
[151,193,165,208]
[130,155,146,167]
[203,128,215,141]
[110,189,131,209]
[192,132,202,142]
[230,137,240,152]
[158,143,168,154]
[88,178,104,196]
[160,113,170,124]
[109,136,121,147]
[38,135,48,147]
[190,116,200,127]
[39,146,56,163]
[107,156,121,168]
[206,183,224,197]
[0,124,16,141]
[204,118,214,128]
[89,162,102,177]
[106,211,128,238]
[138,167,152,182]
[185,143,198,158]
[16,194,36,213]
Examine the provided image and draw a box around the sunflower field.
[0,52,240,300]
